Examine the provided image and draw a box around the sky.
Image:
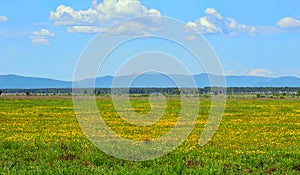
[0,0,300,80]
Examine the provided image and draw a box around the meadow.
[0,95,299,174]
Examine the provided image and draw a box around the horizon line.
[1,73,300,82]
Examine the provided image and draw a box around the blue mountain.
[0,74,71,89]
[1,74,300,89]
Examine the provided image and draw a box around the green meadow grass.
[0,96,299,174]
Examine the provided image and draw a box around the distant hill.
[0,74,71,89]
[1,74,300,89]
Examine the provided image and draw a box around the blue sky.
[0,0,300,80]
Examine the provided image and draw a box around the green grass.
[0,95,299,174]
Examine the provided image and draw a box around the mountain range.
[1,74,300,89]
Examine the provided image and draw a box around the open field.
[0,95,299,174]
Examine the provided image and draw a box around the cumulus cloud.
[205,8,222,20]
[49,0,161,34]
[0,15,8,22]
[248,69,272,77]
[30,29,55,46]
[276,17,300,31]
[185,8,256,36]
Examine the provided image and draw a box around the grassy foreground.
[0,95,299,174]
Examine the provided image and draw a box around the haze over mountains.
[0,74,300,89]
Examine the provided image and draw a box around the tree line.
[0,87,300,96]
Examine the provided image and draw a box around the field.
[0,95,300,174]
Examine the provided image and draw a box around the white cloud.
[67,26,103,33]
[225,70,236,76]
[278,69,300,78]
[186,35,197,41]
[49,5,96,25]
[185,8,256,36]
[30,29,55,46]
[0,15,8,22]
[205,8,222,20]
[248,69,272,77]
[276,17,300,31]
[49,0,161,34]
